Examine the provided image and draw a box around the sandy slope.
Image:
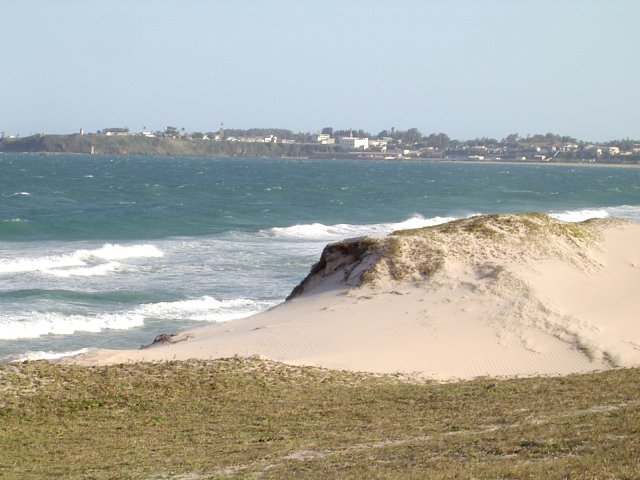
[71,214,640,380]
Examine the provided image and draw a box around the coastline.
[1,133,639,167]
[2,149,640,168]
[69,214,640,381]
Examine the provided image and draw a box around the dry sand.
[71,214,640,380]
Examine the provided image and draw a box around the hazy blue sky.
[2,0,638,141]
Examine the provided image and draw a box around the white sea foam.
[261,208,640,243]
[0,253,86,274]
[4,192,31,197]
[546,205,640,223]
[133,296,274,323]
[549,209,610,222]
[603,205,640,223]
[262,215,459,240]
[549,206,640,223]
[0,296,274,340]
[0,311,146,340]
[85,243,164,260]
[390,215,460,231]
[0,243,164,275]
[43,262,121,278]
[5,348,90,362]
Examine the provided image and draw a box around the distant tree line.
[1,128,638,163]
[220,129,316,143]
[318,127,584,149]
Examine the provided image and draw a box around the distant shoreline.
[2,149,640,169]
[1,133,639,167]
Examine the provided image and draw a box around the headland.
[2,130,639,165]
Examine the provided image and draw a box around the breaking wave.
[0,310,146,340]
[0,296,274,340]
[4,348,91,362]
[261,215,459,240]
[0,243,164,276]
[132,296,273,323]
[550,205,640,223]
[3,192,31,197]
[259,205,640,243]
[549,209,610,222]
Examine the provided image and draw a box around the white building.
[316,133,335,145]
[338,136,369,149]
[102,127,130,136]
[369,138,388,152]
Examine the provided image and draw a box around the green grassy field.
[1,358,638,479]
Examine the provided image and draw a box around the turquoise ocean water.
[2,153,640,361]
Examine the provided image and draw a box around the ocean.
[2,153,640,362]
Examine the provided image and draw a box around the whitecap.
[0,253,86,274]
[4,192,30,197]
[265,222,352,239]
[0,296,275,340]
[86,243,164,261]
[548,205,640,224]
[549,209,609,222]
[0,311,146,340]
[603,205,640,223]
[389,215,460,231]
[133,296,276,323]
[5,348,90,362]
[0,243,164,275]
[260,215,460,241]
[258,208,640,243]
[43,262,121,277]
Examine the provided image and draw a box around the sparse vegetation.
[0,358,638,479]
[288,213,614,290]
[0,134,340,158]
[356,213,615,287]
[361,236,445,283]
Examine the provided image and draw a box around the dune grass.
[1,358,638,479]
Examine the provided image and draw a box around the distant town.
[1,125,639,164]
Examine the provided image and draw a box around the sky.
[1,0,639,142]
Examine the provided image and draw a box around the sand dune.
[72,214,640,380]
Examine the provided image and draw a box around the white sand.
[71,216,640,380]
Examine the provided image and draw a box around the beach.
[4,155,640,364]
[72,214,640,380]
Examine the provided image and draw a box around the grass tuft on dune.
[293,213,621,290]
